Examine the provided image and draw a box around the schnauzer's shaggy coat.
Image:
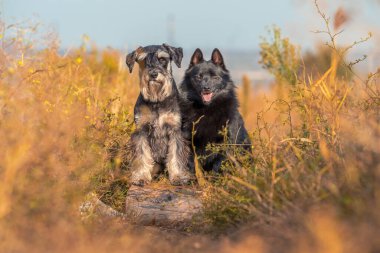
[126,44,190,185]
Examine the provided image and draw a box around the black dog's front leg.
[202,153,224,173]
[228,114,252,152]
[211,155,224,173]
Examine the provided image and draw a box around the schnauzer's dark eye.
[159,58,168,66]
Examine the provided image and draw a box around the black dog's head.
[126,43,183,102]
[182,48,235,106]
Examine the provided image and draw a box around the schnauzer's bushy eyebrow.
[157,51,170,58]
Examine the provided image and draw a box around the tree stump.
[125,184,203,228]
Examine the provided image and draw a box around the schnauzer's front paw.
[131,179,150,187]
[131,172,152,187]
[169,173,191,186]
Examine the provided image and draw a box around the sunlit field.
[1,2,379,253]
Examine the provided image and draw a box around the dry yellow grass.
[0,12,379,253]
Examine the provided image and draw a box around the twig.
[191,116,208,187]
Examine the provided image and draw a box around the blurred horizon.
[2,0,380,83]
[2,0,380,50]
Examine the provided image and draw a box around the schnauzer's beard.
[140,71,173,102]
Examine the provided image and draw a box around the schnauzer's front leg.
[130,132,155,186]
[166,130,191,185]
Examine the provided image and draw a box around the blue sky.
[2,0,380,51]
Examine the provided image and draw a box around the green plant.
[259,25,300,87]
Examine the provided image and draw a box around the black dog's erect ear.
[162,43,183,68]
[211,48,226,70]
[126,46,144,73]
[189,48,204,67]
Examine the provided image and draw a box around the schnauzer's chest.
[135,105,181,163]
[135,105,181,132]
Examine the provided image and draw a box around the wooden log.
[125,184,203,228]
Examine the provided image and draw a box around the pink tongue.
[202,93,213,102]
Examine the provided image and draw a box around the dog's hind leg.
[166,130,191,185]
[130,132,155,186]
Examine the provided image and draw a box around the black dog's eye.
[194,74,202,81]
[212,76,221,81]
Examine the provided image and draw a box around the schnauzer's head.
[126,44,183,102]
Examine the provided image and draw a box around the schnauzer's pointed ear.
[190,48,204,67]
[211,48,226,70]
[126,46,144,73]
[162,43,183,68]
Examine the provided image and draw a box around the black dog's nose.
[202,85,211,92]
[149,70,158,79]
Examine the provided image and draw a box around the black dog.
[180,48,251,172]
[126,44,190,185]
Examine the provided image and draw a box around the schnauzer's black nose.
[149,70,158,79]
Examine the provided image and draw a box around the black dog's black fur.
[180,48,251,172]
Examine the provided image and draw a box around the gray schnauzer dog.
[126,44,191,186]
